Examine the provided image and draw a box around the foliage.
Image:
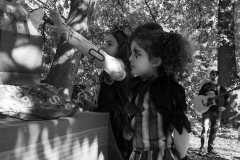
[22,0,240,122]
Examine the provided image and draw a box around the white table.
[0,112,123,160]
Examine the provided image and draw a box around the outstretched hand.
[45,10,64,30]
[4,2,29,21]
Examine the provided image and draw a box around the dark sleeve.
[171,82,188,112]
[149,79,173,135]
[170,82,191,134]
[149,79,191,135]
[198,83,206,95]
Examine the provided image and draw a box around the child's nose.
[129,54,133,62]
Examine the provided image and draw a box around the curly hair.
[130,24,193,80]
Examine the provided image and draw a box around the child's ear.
[151,57,162,67]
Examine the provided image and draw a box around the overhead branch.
[164,15,172,23]
[144,0,156,23]
[195,1,202,29]
[117,0,132,32]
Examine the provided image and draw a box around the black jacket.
[129,73,191,135]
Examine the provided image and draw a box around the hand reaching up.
[45,10,64,30]
[3,1,29,21]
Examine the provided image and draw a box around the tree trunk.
[46,0,96,100]
[217,0,238,124]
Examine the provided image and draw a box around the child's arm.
[46,10,126,81]
[77,93,96,111]
[169,81,190,159]
[173,127,190,159]
[81,99,96,111]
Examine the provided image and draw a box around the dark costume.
[198,82,229,152]
[93,71,131,154]
[126,73,191,160]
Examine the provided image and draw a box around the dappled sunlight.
[0,113,115,160]
[12,45,42,70]
[231,90,240,107]
[8,123,43,160]
[41,127,60,160]
[73,23,88,31]
[0,52,15,71]
[98,151,104,160]
[0,72,10,83]
[71,58,78,64]
[52,49,76,66]
[72,136,101,160]
[14,127,26,160]
[63,87,70,98]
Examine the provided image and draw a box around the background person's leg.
[200,115,211,149]
[208,113,221,153]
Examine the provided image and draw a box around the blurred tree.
[217,0,239,123]
[45,0,97,100]
[218,0,237,87]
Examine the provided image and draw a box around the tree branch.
[117,0,132,32]
[164,15,172,23]
[195,1,202,29]
[144,0,156,23]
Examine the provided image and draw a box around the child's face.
[101,34,119,57]
[129,41,158,77]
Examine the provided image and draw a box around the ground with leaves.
[187,128,240,160]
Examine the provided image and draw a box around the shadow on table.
[0,112,122,160]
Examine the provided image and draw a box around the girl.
[123,23,192,160]
[46,11,131,159]
[92,28,132,159]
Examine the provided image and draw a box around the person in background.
[46,10,132,160]
[198,70,229,156]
